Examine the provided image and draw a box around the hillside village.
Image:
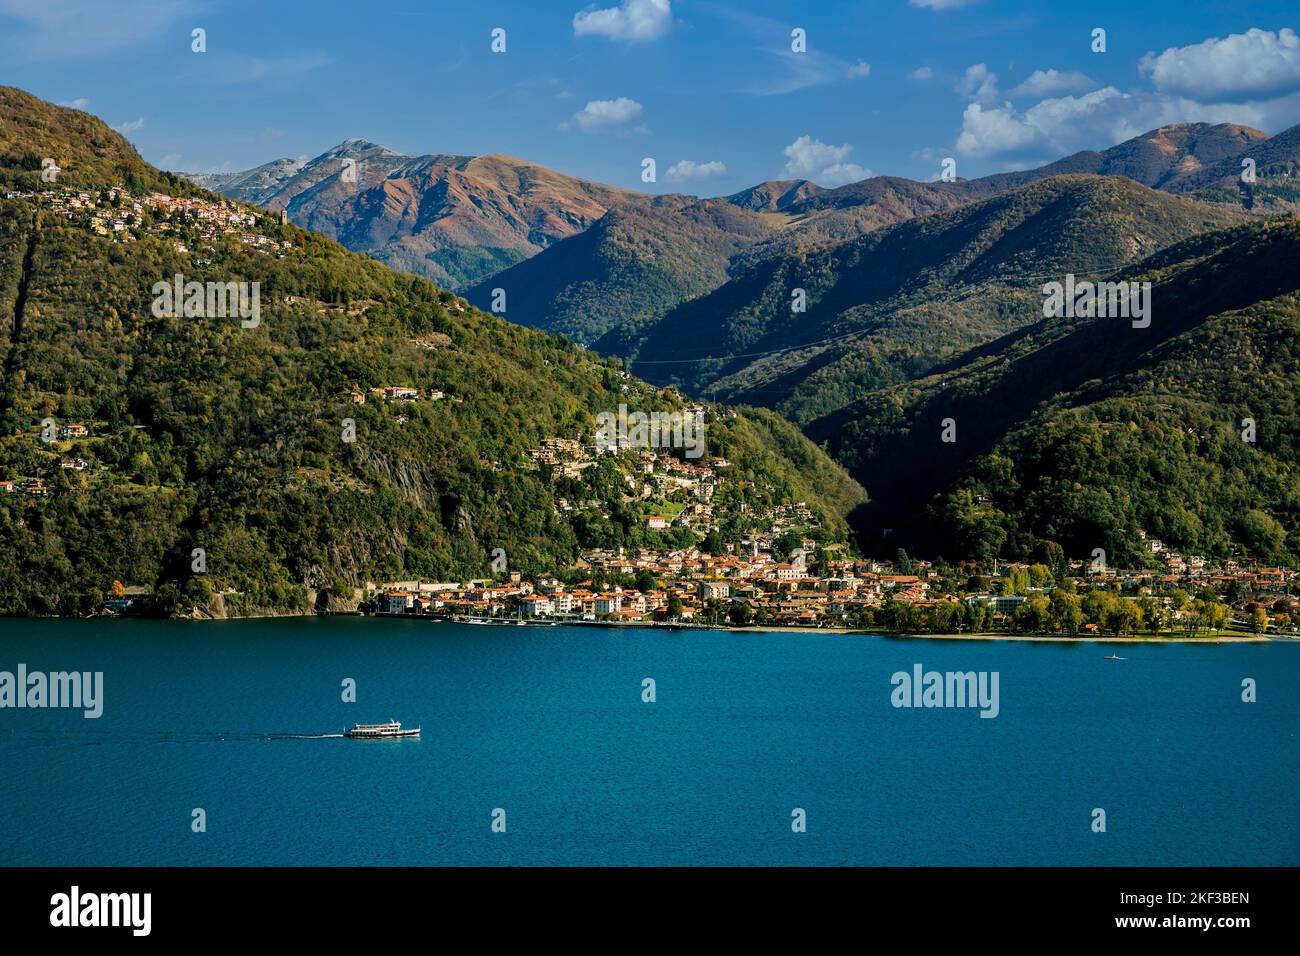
[4,182,292,255]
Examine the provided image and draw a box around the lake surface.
[1,618,1296,866]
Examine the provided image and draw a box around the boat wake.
[160,731,348,742]
[139,731,348,741]
[1,730,350,744]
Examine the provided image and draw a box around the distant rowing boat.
[343,720,420,739]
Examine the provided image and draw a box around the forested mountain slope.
[0,87,866,616]
[806,217,1300,566]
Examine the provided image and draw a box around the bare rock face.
[315,588,363,614]
[191,142,644,290]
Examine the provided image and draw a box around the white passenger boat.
[343,720,420,739]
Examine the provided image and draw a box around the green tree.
[729,602,754,626]
[1082,590,1119,627]
[1027,563,1054,588]
[1048,590,1083,635]
[1003,567,1031,596]
[666,592,683,620]
[1102,599,1143,636]
[1016,595,1050,632]
[771,532,803,561]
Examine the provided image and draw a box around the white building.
[520,597,554,617]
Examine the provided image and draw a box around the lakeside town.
[355,538,1299,638]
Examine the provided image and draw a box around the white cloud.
[954,86,1281,159]
[58,97,90,109]
[113,117,145,134]
[782,136,870,187]
[1010,69,1098,98]
[818,163,871,186]
[954,101,1042,156]
[573,0,672,42]
[569,97,645,133]
[665,160,727,181]
[909,0,977,8]
[910,66,934,81]
[945,27,1300,168]
[1139,27,1300,102]
[846,60,871,79]
[956,63,999,104]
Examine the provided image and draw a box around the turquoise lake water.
[1,617,1296,866]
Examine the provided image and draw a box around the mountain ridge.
[188,140,647,290]
[186,120,1298,338]
[607,174,1248,418]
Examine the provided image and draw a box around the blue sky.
[4,0,1300,196]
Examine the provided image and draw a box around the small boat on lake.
[1103,654,1126,661]
[344,720,420,739]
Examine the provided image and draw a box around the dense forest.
[465,198,774,344]
[811,217,1300,566]
[612,176,1245,412]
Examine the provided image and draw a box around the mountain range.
[0,87,865,616]
[6,85,1296,590]
[609,175,1247,422]
[190,121,1300,350]
[188,143,646,291]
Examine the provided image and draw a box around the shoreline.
[856,630,1272,643]
[13,613,1289,643]
[405,616,1288,642]
[673,624,1273,642]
